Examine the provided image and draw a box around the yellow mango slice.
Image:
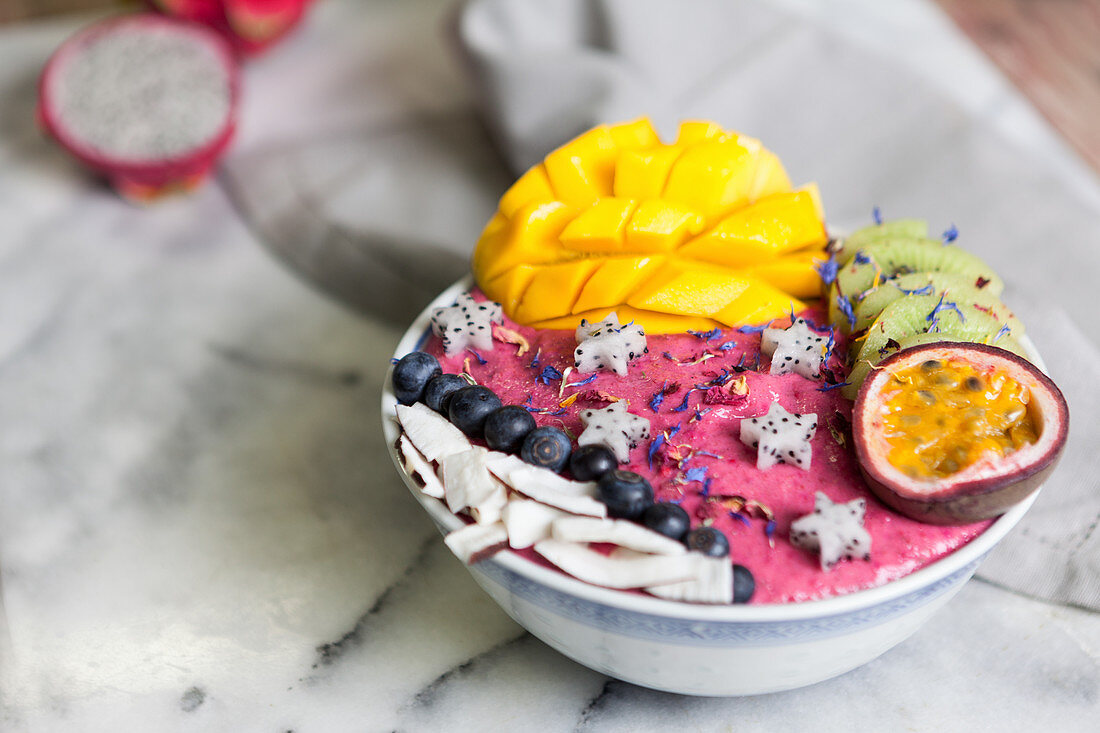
[675,120,725,145]
[482,265,536,315]
[625,200,705,251]
[749,150,792,202]
[473,201,576,282]
[726,131,763,156]
[713,280,806,326]
[513,260,600,323]
[499,165,555,219]
[469,118,826,331]
[613,147,681,200]
[678,188,827,267]
[530,306,722,335]
[743,250,827,299]
[544,126,617,205]
[662,140,759,219]
[627,261,754,317]
[478,212,508,243]
[573,256,665,313]
[560,198,637,251]
[608,117,660,150]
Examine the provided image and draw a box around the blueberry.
[732,564,755,604]
[597,470,654,520]
[641,502,690,541]
[423,373,469,414]
[569,444,618,482]
[684,527,730,558]
[447,385,502,437]
[392,351,441,405]
[484,405,537,454]
[520,426,572,473]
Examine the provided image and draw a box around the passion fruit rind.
[853,342,1068,525]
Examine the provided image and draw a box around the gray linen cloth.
[224,0,1100,610]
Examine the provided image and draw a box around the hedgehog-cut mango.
[472,118,829,333]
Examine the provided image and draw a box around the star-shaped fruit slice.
[760,318,828,379]
[739,401,817,470]
[789,491,872,571]
[573,312,648,376]
[429,293,503,356]
[577,401,651,463]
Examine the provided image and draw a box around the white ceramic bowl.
[381,278,1041,696]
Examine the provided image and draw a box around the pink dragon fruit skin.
[148,0,314,55]
[38,14,241,202]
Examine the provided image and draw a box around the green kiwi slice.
[828,240,1004,329]
[835,219,929,264]
[843,332,1025,399]
[852,272,1023,335]
[841,295,1023,398]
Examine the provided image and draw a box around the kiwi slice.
[828,240,1004,329]
[852,272,1024,335]
[841,295,1023,398]
[836,219,928,264]
[843,331,1025,399]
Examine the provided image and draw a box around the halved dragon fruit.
[38,14,240,201]
[148,0,314,56]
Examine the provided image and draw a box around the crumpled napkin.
[226,0,1100,610]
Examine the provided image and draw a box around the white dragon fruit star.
[577,401,651,463]
[789,491,872,571]
[574,313,647,376]
[739,401,817,471]
[761,318,828,379]
[430,293,503,356]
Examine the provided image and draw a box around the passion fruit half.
[853,342,1068,525]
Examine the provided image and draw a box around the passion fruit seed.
[881,358,1037,480]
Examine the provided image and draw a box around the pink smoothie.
[421,290,991,604]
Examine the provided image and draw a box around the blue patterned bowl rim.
[470,553,982,645]
[382,276,1041,624]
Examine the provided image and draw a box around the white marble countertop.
[1,1,1098,731]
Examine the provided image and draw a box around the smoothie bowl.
[380,119,1067,695]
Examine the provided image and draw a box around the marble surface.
[0,1,1098,731]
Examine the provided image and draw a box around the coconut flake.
[640,554,733,603]
[533,540,704,589]
[503,466,607,517]
[396,402,471,462]
[789,491,872,571]
[442,448,507,524]
[551,517,686,556]
[501,499,570,549]
[469,478,509,526]
[398,434,444,499]
[483,452,529,483]
[444,522,507,564]
[496,464,598,498]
